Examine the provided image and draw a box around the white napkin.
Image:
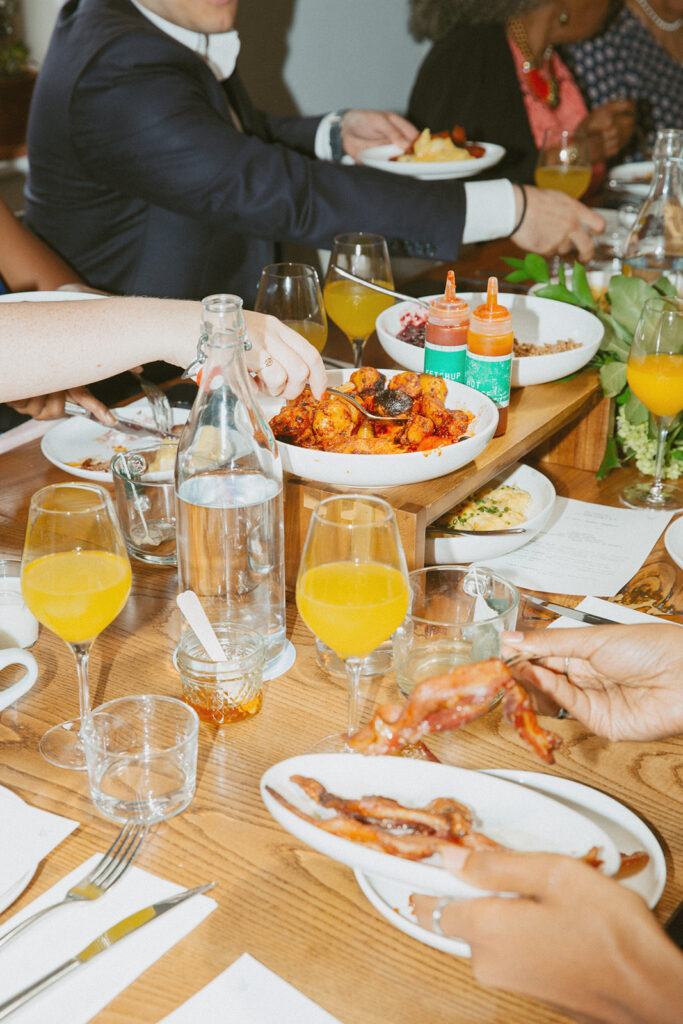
[0,858,216,1024]
[0,418,53,455]
[158,953,343,1023]
[0,786,78,899]
[548,596,682,629]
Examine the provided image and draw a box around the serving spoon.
[326,387,410,422]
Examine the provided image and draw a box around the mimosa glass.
[254,262,328,354]
[534,128,591,199]
[323,233,394,367]
[21,483,131,769]
[622,296,683,510]
[296,494,409,752]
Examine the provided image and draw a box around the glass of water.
[83,694,199,823]
[393,565,519,698]
[111,442,178,566]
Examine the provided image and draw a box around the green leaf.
[571,261,595,308]
[596,436,621,480]
[653,276,677,297]
[505,269,531,283]
[534,283,583,306]
[558,262,567,289]
[599,360,627,397]
[595,310,631,361]
[672,449,683,461]
[622,388,649,425]
[608,275,658,334]
[523,253,550,283]
[502,256,526,270]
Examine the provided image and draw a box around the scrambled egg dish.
[446,484,531,531]
[396,129,473,163]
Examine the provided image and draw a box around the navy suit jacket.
[25,0,467,304]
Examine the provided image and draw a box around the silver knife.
[524,593,620,625]
[0,882,214,1020]
[427,524,527,537]
[64,402,177,440]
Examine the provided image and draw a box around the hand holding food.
[411,847,683,1024]
[340,110,419,162]
[504,624,683,741]
[393,126,485,163]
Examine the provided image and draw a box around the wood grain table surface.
[1,427,682,1024]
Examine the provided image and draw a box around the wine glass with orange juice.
[254,262,328,354]
[21,483,131,769]
[534,128,591,199]
[296,495,409,752]
[323,233,394,368]
[621,296,683,510]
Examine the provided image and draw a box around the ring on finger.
[431,898,452,937]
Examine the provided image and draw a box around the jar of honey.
[465,277,513,437]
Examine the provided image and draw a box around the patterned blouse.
[567,5,683,162]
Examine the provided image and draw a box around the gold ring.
[261,354,274,370]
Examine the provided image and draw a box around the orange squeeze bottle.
[465,277,513,437]
[423,270,470,383]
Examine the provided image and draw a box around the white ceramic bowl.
[665,517,683,570]
[425,462,555,565]
[375,292,604,388]
[607,160,654,198]
[259,368,498,488]
[358,142,505,180]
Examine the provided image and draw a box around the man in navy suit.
[25,0,603,304]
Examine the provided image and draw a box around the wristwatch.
[329,111,347,163]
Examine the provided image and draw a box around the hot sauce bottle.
[423,270,470,383]
[465,276,513,437]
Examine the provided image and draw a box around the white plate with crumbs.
[359,142,505,180]
[261,754,619,901]
[355,769,665,957]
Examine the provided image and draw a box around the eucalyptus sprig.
[503,254,679,478]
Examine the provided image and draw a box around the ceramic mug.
[0,648,38,711]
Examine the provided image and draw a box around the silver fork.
[131,371,173,434]
[0,823,149,950]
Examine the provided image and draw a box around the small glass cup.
[175,623,265,724]
[0,557,38,649]
[393,565,519,697]
[82,695,199,823]
[111,442,178,566]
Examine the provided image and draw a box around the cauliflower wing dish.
[269,368,473,455]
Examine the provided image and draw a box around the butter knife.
[64,402,178,440]
[427,524,527,537]
[0,882,214,1020]
[524,594,620,625]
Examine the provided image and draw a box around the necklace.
[630,0,683,31]
[507,18,559,108]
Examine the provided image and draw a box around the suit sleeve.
[69,36,465,260]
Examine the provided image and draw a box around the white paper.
[548,596,682,629]
[479,498,674,596]
[0,858,216,1024]
[0,786,78,897]
[158,953,343,1024]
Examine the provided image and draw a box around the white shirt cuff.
[315,112,337,161]
[462,179,517,244]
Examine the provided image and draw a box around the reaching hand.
[503,624,683,741]
[581,99,636,162]
[243,310,327,400]
[7,386,114,424]
[340,110,418,162]
[411,847,683,1024]
[511,186,605,263]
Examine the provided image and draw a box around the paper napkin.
[0,858,217,1024]
[158,953,343,1024]
[0,786,78,901]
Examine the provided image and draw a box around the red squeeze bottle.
[423,270,469,382]
[465,277,513,437]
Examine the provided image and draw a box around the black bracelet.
[511,185,527,235]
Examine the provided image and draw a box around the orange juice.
[283,319,328,353]
[534,165,591,199]
[296,561,409,658]
[627,353,683,417]
[22,550,131,643]
[323,279,393,340]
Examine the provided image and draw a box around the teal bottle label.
[465,352,512,407]
[424,343,466,383]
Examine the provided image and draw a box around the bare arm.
[0,198,82,292]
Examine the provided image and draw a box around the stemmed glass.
[621,296,683,510]
[296,495,409,752]
[21,483,132,769]
[323,233,394,367]
[534,128,592,200]
[254,262,328,354]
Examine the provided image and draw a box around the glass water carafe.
[175,294,286,665]
[623,128,683,295]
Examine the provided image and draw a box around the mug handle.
[0,649,39,711]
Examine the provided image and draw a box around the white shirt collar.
[129,1,241,80]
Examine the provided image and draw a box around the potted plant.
[0,0,36,159]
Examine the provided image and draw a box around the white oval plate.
[425,462,556,565]
[355,768,666,958]
[665,517,683,570]
[41,398,188,482]
[359,142,505,180]
[259,369,498,488]
[261,754,620,901]
[375,292,604,388]
[0,788,37,913]
[607,160,654,198]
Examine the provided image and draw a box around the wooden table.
[1,435,682,1024]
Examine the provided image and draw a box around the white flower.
[616,411,683,479]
